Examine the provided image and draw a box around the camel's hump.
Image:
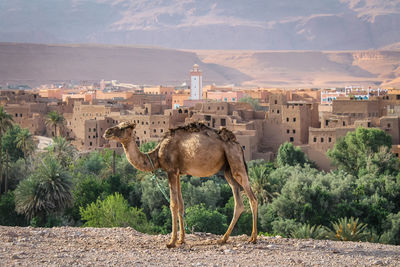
[167,122,237,143]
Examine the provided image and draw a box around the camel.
[103,121,258,248]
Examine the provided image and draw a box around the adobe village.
[2,64,400,170]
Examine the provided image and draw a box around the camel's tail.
[241,146,248,176]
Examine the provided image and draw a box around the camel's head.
[103,122,136,142]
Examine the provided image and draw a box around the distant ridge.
[1,43,400,88]
[0,43,250,87]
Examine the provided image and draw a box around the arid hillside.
[195,49,400,88]
[1,226,400,266]
[1,43,400,88]
[0,43,249,86]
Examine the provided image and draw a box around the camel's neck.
[121,139,159,172]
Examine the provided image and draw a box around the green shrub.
[80,193,153,233]
[379,212,400,245]
[290,223,326,239]
[271,218,299,237]
[185,204,227,235]
[0,191,26,226]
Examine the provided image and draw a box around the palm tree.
[45,111,64,138]
[14,156,73,223]
[15,128,36,171]
[0,106,13,197]
[47,136,77,168]
[248,163,277,205]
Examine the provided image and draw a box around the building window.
[293,118,296,122]
[286,129,290,134]
[153,129,156,133]
[286,117,289,122]
[343,121,346,126]
[89,142,92,146]
[221,118,226,126]
[321,137,324,142]
[93,135,95,139]
[274,100,277,104]
[293,129,296,133]
[88,128,91,132]
[277,110,280,114]
[161,129,164,133]
[242,146,246,150]
[328,137,332,142]
[289,137,294,142]
[388,123,391,128]
[325,120,329,126]
[88,136,90,139]
[144,131,146,134]
[15,113,18,117]
[313,137,317,142]
[368,122,371,127]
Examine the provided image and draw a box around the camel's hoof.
[166,242,176,248]
[217,238,227,245]
[247,237,257,244]
[177,240,185,245]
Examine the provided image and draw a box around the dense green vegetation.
[0,117,399,245]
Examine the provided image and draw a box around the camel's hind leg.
[225,147,258,243]
[218,167,244,244]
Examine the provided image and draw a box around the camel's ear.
[119,122,136,130]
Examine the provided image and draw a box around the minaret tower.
[190,64,202,100]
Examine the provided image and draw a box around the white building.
[190,64,202,100]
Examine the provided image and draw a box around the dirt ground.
[1,226,399,266]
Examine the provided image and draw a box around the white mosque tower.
[190,64,202,100]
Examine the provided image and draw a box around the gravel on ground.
[1,226,399,266]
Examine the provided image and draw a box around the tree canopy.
[328,127,394,175]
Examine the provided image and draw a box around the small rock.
[373,260,383,265]
[11,254,21,260]
[267,244,276,249]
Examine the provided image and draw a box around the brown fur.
[167,122,237,143]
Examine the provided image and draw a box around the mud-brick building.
[0,90,42,105]
[261,94,320,153]
[3,102,48,135]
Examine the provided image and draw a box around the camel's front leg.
[167,172,179,248]
[176,177,185,244]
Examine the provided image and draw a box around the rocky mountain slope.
[1,0,400,50]
[0,226,399,266]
